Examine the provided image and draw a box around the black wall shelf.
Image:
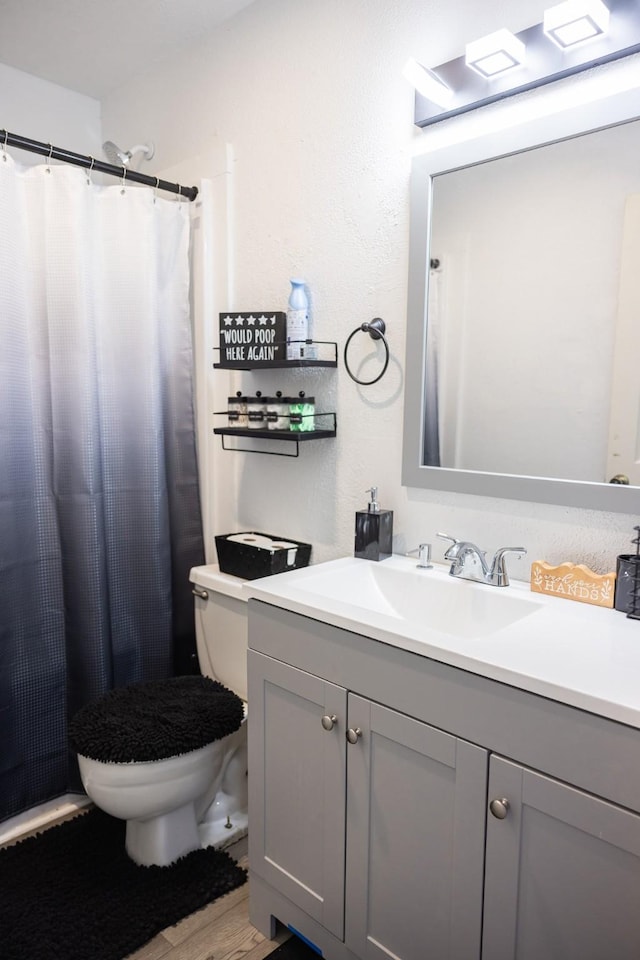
[213,340,337,370]
[214,419,336,457]
[214,359,336,370]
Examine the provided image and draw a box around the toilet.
[69,564,248,867]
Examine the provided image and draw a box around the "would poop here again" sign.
[219,312,286,365]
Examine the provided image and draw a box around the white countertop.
[243,555,640,729]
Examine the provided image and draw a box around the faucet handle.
[437,533,458,546]
[406,543,433,568]
[491,547,527,586]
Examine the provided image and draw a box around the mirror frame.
[402,78,640,513]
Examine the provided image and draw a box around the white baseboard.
[0,794,91,846]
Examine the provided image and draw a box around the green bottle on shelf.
[289,391,315,432]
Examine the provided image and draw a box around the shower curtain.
[0,153,205,822]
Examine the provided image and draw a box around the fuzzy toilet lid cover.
[69,675,244,763]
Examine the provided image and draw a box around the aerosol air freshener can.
[286,279,310,360]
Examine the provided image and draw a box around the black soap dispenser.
[354,487,393,562]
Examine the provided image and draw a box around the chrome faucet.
[437,534,526,587]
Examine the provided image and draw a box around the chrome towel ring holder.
[343,318,390,385]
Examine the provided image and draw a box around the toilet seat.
[69,675,244,763]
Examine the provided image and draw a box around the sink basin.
[290,559,542,640]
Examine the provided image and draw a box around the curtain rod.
[0,129,198,201]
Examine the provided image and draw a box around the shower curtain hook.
[1,130,7,162]
[46,143,53,173]
[121,167,127,194]
[153,177,160,204]
[86,157,95,185]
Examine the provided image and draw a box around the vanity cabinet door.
[345,695,488,960]
[483,755,640,960]
[247,650,348,940]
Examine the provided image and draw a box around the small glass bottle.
[266,391,290,431]
[289,391,315,432]
[247,391,267,430]
[264,395,277,430]
[227,391,247,428]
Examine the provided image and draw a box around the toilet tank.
[189,564,248,702]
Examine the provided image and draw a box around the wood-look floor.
[126,850,290,960]
[4,814,289,960]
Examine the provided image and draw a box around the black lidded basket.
[215,532,312,580]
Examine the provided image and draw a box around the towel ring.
[343,318,390,385]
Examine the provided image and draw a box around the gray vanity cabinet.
[483,755,640,960]
[247,600,640,960]
[249,645,488,960]
[344,695,487,960]
[248,650,347,939]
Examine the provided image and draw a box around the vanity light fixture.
[543,0,610,49]
[408,0,640,127]
[402,58,454,109]
[465,29,526,78]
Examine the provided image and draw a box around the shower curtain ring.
[46,143,53,173]
[153,177,160,203]
[86,157,95,185]
[1,130,7,162]
[121,167,127,194]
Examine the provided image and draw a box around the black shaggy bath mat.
[0,808,247,960]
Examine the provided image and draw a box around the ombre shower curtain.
[0,153,205,821]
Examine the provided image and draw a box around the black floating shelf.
[213,413,336,457]
[214,358,337,370]
[214,427,336,441]
[213,339,338,370]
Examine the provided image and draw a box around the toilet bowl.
[70,564,249,866]
[77,743,221,867]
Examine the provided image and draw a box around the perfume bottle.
[354,486,393,562]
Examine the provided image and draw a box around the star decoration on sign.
[246,315,256,325]
[223,316,233,326]
[258,315,268,325]
[234,316,244,325]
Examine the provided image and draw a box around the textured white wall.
[0,62,101,159]
[99,0,639,579]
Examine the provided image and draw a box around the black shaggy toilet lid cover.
[69,676,245,763]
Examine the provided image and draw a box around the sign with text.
[218,312,286,365]
[530,560,615,608]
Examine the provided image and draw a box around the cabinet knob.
[321,714,338,731]
[346,727,363,744]
[489,797,510,820]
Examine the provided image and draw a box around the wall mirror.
[402,79,640,513]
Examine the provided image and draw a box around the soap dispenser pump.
[354,487,393,562]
